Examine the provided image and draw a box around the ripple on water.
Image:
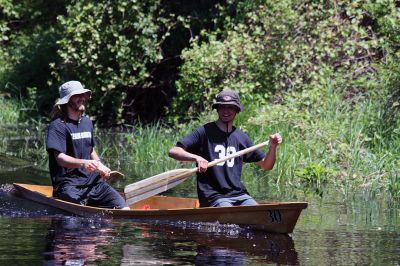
[0,183,63,218]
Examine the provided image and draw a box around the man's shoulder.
[232,126,248,136]
[49,118,65,129]
[80,115,92,123]
[179,123,209,145]
[49,117,62,124]
[230,127,253,144]
[187,122,210,135]
[203,122,217,132]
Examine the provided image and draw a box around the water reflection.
[43,217,112,265]
[1,183,61,217]
[193,233,297,265]
[40,217,298,265]
[121,223,298,265]
[1,153,400,265]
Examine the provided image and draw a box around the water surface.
[0,155,399,265]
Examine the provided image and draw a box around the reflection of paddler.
[196,231,298,265]
[43,217,110,264]
[128,223,298,265]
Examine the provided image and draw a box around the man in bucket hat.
[46,81,128,209]
[168,90,282,207]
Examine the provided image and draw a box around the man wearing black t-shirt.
[46,80,128,209]
[168,90,282,207]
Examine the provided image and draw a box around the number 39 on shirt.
[214,145,237,167]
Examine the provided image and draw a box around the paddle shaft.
[132,139,269,189]
[172,140,270,175]
[124,140,270,204]
[206,140,269,168]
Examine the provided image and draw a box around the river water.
[0,155,399,265]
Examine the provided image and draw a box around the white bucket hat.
[56,81,91,105]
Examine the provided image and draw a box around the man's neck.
[215,120,233,133]
[67,109,82,121]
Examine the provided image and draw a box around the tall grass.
[238,82,399,200]
[0,84,398,199]
[0,97,48,169]
[0,97,20,124]
[96,123,185,181]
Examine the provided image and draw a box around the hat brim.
[212,102,244,112]
[55,89,91,105]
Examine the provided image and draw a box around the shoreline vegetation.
[0,1,399,199]
[1,85,399,200]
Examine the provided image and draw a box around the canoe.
[12,183,307,234]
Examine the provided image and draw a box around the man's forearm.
[168,147,198,162]
[257,146,277,170]
[55,152,86,168]
[90,149,100,162]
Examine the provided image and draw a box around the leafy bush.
[54,0,170,125]
[0,0,66,118]
[169,0,399,122]
[388,171,400,199]
[296,163,331,195]
[0,97,19,124]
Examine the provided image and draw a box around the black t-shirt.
[46,116,99,189]
[177,122,266,207]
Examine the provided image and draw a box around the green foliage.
[364,0,400,45]
[369,56,400,144]
[0,97,19,124]
[241,77,398,195]
[388,172,400,199]
[296,163,331,195]
[0,0,28,81]
[0,0,65,79]
[1,1,225,124]
[169,0,393,121]
[0,0,65,118]
[172,33,269,122]
[55,0,169,125]
[4,31,61,116]
[0,0,399,200]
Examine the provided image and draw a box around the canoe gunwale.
[12,183,307,234]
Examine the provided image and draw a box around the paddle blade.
[124,168,195,206]
[105,171,124,184]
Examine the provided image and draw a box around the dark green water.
[0,155,399,265]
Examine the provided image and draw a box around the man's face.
[68,93,90,113]
[217,104,239,123]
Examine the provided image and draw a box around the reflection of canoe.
[13,183,307,234]
[131,223,299,265]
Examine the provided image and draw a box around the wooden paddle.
[105,171,125,184]
[96,164,125,184]
[124,140,270,205]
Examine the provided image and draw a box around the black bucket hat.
[212,90,244,112]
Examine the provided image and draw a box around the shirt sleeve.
[177,127,203,153]
[243,136,266,163]
[46,121,67,154]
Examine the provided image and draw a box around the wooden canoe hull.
[12,183,307,234]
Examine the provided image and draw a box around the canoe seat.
[129,195,200,210]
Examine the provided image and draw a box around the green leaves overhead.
[58,1,162,85]
[170,0,399,121]
[56,0,167,124]
[1,0,400,129]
